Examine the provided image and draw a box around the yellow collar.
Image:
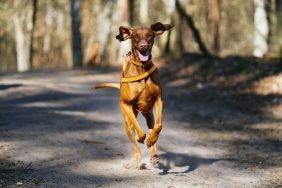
[121,65,157,83]
[122,58,148,70]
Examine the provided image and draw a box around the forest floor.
[0,54,281,188]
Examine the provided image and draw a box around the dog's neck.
[123,49,152,78]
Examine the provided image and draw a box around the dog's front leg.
[120,100,146,143]
[146,95,163,147]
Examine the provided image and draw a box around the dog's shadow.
[155,150,229,175]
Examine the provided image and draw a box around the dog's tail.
[94,83,120,89]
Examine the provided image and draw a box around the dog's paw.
[137,132,146,144]
[123,161,147,170]
[146,131,158,147]
[138,163,147,170]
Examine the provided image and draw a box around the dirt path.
[0,69,281,188]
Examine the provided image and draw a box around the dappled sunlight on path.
[0,69,281,187]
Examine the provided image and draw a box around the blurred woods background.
[0,0,281,72]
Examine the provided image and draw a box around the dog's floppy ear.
[116,26,133,42]
[151,22,174,36]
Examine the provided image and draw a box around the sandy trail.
[0,69,281,188]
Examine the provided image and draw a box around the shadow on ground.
[156,149,229,175]
[0,58,281,187]
[0,84,22,90]
[0,77,125,187]
[160,53,282,171]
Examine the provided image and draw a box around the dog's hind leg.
[120,100,146,143]
[142,111,155,130]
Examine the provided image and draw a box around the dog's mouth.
[137,50,150,61]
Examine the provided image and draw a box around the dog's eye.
[133,35,140,42]
[148,36,153,40]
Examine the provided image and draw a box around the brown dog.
[95,22,173,166]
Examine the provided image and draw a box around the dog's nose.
[139,40,148,50]
[140,44,148,49]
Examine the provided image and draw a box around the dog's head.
[116,22,174,61]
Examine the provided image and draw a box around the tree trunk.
[12,0,36,72]
[70,0,83,68]
[266,0,278,55]
[13,14,28,72]
[28,0,37,70]
[128,0,135,26]
[139,0,148,25]
[253,0,269,57]
[162,0,175,54]
[175,0,211,56]
[97,1,115,65]
[211,0,221,54]
[43,1,52,54]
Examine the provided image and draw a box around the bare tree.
[128,0,135,26]
[266,0,278,55]
[29,0,37,69]
[253,0,269,57]
[211,0,221,54]
[12,0,37,72]
[96,1,115,65]
[175,0,211,56]
[70,0,83,68]
[139,0,149,25]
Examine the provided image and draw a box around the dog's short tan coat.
[96,22,173,166]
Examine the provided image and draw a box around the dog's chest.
[134,78,160,111]
[138,79,146,92]
[121,77,160,103]
[138,77,160,96]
